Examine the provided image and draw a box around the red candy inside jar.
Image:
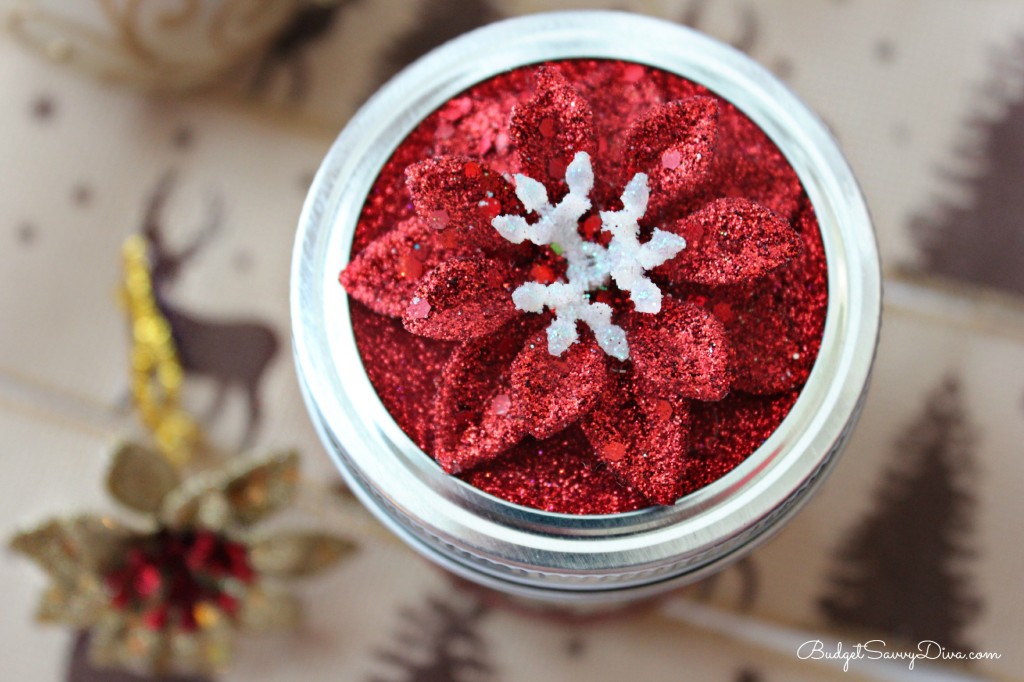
[340,60,828,514]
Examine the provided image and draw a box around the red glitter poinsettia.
[341,66,822,507]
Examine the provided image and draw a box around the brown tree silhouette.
[818,376,982,653]
[369,594,493,682]
[911,34,1024,295]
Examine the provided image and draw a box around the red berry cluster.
[103,528,253,632]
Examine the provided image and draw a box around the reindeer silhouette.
[679,0,759,55]
[249,0,361,102]
[141,173,279,449]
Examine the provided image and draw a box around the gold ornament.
[4,0,303,92]
[11,445,355,677]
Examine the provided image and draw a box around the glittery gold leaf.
[248,532,356,578]
[161,450,299,529]
[35,581,107,627]
[167,618,235,676]
[88,612,146,673]
[88,611,184,676]
[106,441,181,515]
[221,450,300,525]
[87,603,237,676]
[9,516,134,585]
[237,585,301,632]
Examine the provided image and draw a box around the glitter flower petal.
[339,218,478,317]
[711,205,826,394]
[405,155,523,252]
[433,321,535,473]
[624,96,719,218]
[659,198,801,286]
[402,257,521,340]
[581,375,692,505]
[714,279,807,394]
[628,297,732,401]
[712,108,806,221]
[464,428,649,514]
[509,331,612,440]
[510,67,596,195]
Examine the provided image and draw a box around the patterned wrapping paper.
[3,0,1024,680]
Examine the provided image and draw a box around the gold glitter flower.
[11,445,354,676]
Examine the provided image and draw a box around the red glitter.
[708,195,828,394]
[581,374,692,504]
[624,96,719,218]
[406,155,523,252]
[402,257,519,340]
[581,214,603,239]
[510,68,596,196]
[530,263,556,284]
[341,60,828,514]
[432,319,536,472]
[658,198,801,286]
[340,218,479,317]
[509,332,611,441]
[627,297,732,402]
[102,528,252,632]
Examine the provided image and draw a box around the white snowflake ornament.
[491,152,686,360]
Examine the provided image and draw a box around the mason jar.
[291,11,880,604]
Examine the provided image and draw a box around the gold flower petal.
[86,611,159,673]
[161,450,299,529]
[86,613,122,670]
[221,450,300,526]
[167,610,236,675]
[10,515,135,585]
[106,440,181,515]
[195,490,231,531]
[237,584,301,632]
[36,579,107,627]
[248,531,356,578]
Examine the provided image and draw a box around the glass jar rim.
[291,10,880,600]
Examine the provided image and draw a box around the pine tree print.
[369,594,493,682]
[818,376,982,653]
[734,668,763,682]
[911,34,1024,295]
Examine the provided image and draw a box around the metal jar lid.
[291,11,880,603]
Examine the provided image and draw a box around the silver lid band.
[291,11,880,602]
